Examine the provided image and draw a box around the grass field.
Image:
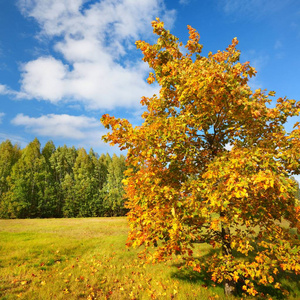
[0,218,299,300]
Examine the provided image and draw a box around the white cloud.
[0,84,27,98]
[11,113,116,153]
[11,113,101,139]
[14,0,176,110]
[0,84,13,95]
[0,84,7,94]
[20,57,68,102]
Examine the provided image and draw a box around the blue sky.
[0,0,300,162]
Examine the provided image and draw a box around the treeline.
[0,138,127,219]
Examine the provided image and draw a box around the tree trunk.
[220,211,236,296]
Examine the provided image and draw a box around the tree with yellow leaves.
[102,19,300,296]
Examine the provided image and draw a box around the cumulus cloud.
[20,57,68,102]
[14,0,176,110]
[11,113,101,139]
[0,84,14,95]
[10,113,117,152]
[0,84,27,98]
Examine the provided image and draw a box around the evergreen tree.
[291,176,300,203]
[0,138,127,218]
[69,148,93,217]
[98,153,110,187]
[0,140,21,218]
[61,173,76,217]
[102,154,127,216]
[5,138,41,218]
[0,140,21,197]
[88,149,107,216]
[37,141,57,217]
[50,145,78,217]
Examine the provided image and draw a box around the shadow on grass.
[170,247,300,299]
[170,248,225,296]
[259,271,300,300]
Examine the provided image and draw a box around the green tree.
[50,145,78,217]
[0,140,21,217]
[102,154,127,216]
[70,148,94,217]
[88,149,108,216]
[96,153,110,192]
[102,19,300,296]
[5,138,42,218]
[0,140,21,196]
[61,173,76,217]
[291,176,300,204]
[36,141,58,217]
[0,138,129,218]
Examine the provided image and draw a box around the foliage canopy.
[102,19,300,296]
[0,139,127,218]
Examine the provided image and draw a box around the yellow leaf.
[172,222,178,231]
[233,272,239,282]
[171,207,176,217]
[268,276,274,283]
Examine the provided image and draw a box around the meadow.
[0,218,299,300]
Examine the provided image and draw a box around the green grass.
[0,218,299,300]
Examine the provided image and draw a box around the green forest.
[0,138,127,219]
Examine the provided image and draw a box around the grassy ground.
[0,218,299,300]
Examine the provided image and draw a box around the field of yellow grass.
[0,218,299,299]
